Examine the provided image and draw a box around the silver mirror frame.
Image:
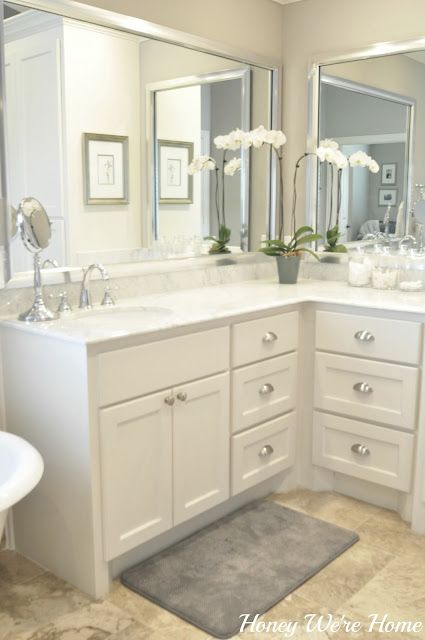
[0,0,8,286]
[0,0,281,287]
[306,38,425,250]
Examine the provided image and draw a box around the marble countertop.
[2,278,425,347]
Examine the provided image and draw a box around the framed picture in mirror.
[83,133,129,205]
[382,163,397,185]
[379,188,398,206]
[158,140,193,204]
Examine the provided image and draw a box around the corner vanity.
[2,279,425,598]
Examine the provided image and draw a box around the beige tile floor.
[0,490,424,640]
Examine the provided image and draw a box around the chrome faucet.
[79,263,114,309]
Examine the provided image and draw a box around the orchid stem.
[328,163,334,231]
[336,169,342,227]
[214,167,220,233]
[275,149,284,240]
[291,152,314,240]
[222,150,227,229]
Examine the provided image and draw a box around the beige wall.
[78,0,284,62]
[281,0,425,229]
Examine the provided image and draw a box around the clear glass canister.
[347,249,372,287]
[371,254,399,290]
[398,255,425,292]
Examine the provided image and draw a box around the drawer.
[231,412,296,495]
[232,311,298,367]
[232,353,297,433]
[315,310,422,365]
[313,412,414,492]
[97,327,229,406]
[314,352,418,430]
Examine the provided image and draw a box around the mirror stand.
[16,197,58,322]
[19,254,57,322]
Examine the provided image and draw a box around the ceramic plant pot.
[276,255,301,284]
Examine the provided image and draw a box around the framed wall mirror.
[0,0,280,285]
[307,44,425,249]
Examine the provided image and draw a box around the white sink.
[63,305,174,326]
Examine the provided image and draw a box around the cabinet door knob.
[259,383,274,396]
[176,392,187,402]
[354,330,375,343]
[351,443,370,456]
[164,395,175,406]
[263,331,278,343]
[259,444,274,457]
[353,382,373,394]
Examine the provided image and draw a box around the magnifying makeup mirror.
[16,197,57,322]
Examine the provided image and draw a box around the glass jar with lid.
[347,248,372,287]
[371,252,400,290]
[398,254,425,292]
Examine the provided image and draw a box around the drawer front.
[314,352,418,430]
[313,412,414,492]
[232,412,296,495]
[232,353,297,433]
[316,310,422,365]
[232,311,298,367]
[97,327,229,406]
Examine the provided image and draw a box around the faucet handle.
[57,291,72,314]
[101,285,115,307]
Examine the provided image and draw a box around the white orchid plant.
[188,130,244,254]
[188,125,290,254]
[312,140,379,252]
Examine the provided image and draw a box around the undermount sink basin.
[68,305,173,323]
[89,305,171,315]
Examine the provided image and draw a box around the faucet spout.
[79,263,109,309]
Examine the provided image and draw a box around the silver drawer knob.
[259,444,274,457]
[351,443,370,456]
[262,331,278,343]
[354,330,375,343]
[353,382,373,394]
[259,383,274,396]
[164,395,175,406]
[176,392,187,402]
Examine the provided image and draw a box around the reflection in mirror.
[151,68,250,254]
[317,54,419,245]
[17,196,52,252]
[2,2,276,279]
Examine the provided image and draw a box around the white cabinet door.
[173,373,230,525]
[100,390,173,561]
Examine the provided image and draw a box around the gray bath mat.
[121,500,359,639]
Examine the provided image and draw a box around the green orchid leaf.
[296,247,320,260]
[295,233,322,246]
[293,225,315,239]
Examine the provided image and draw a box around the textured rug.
[121,499,359,639]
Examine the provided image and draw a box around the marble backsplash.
[0,254,348,319]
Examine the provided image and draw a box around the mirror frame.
[306,37,425,248]
[0,0,281,287]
